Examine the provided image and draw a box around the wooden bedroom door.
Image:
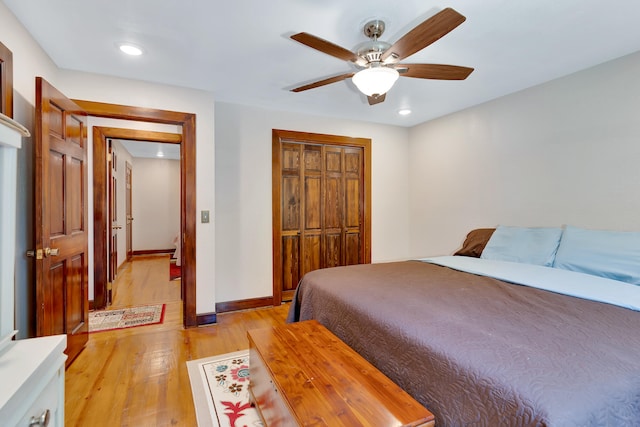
[125,161,133,261]
[108,140,118,301]
[34,77,89,365]
[272,130,372,304]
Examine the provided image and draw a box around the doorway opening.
[78,100,197,327]
[109,137,181,310]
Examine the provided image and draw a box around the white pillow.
[553,226,640,285]
[480,225,563,267]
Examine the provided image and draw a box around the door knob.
[114,225,123,230]
[44,247,59,257]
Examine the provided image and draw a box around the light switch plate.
[201,210,210,223]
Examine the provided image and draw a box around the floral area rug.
[186,350,263,427]
[88,304,165,332]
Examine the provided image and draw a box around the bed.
[287,226,640,426]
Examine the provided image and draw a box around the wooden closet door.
[323,146,343,268]
[344,147,363,266]
[280,142,302,294]
[301,144,322,275]
[273,130,371,304]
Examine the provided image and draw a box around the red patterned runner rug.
[186,350,262,427]
[88,304,165,332]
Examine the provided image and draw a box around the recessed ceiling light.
[398,109,412,116]
[118,43,144,56]
[157,151,165,158]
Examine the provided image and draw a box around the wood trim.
[0,41,13,118]
[92,127,183,309]
[76,100,198,328]
[132,249,176,256]
[72,100,192,124]
[196,312,217,326]
[215,297,274,314]
[92,127,108,309]
[181,114,197,327]
[271,129,372,306]
[271,136,282,305]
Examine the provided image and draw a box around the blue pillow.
[553,226,640,285]
[480,226,563,267]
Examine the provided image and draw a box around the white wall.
[131,157,180,252]
[214,102,410,303]
[2,2,216,321]
[408,51,640,258]
[2,3,60,338]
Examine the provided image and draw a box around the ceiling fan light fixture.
[352,67,399,97]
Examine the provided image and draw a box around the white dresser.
[0,335,67,426]
[0,113,67,426]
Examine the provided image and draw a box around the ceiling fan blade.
[398,64,474,80]
[367,93,386,105]
[291,72,355,92]
[291,33,366,65]
[381,8,466,63]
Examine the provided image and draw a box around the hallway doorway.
[77,100,197,327]
[108,138,182,308]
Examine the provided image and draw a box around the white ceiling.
[118,140,180,160]
[4,0,640,127]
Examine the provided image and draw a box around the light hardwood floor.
[66,255,289,426]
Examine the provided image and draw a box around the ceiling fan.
[290,7,474,105]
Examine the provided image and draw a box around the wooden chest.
[247,320,435,426]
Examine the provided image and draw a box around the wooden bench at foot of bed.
[247,320,435,427]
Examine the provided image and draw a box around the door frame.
[271,129,372,305]
[77,100,197,327]
[125,160,133,262]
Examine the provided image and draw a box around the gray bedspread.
[287,261,640,427]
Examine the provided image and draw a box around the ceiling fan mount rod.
[363,19,385,40]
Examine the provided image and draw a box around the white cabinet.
[0,113,67,426]
[0,335,67,427]
[0,112,26,339]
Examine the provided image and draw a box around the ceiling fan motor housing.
[356,20,391,65]
[356,40,391,65]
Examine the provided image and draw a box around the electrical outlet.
[201,210,210,223]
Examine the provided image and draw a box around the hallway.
[110,254,180,309]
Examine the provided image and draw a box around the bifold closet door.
[274,130,370,303]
